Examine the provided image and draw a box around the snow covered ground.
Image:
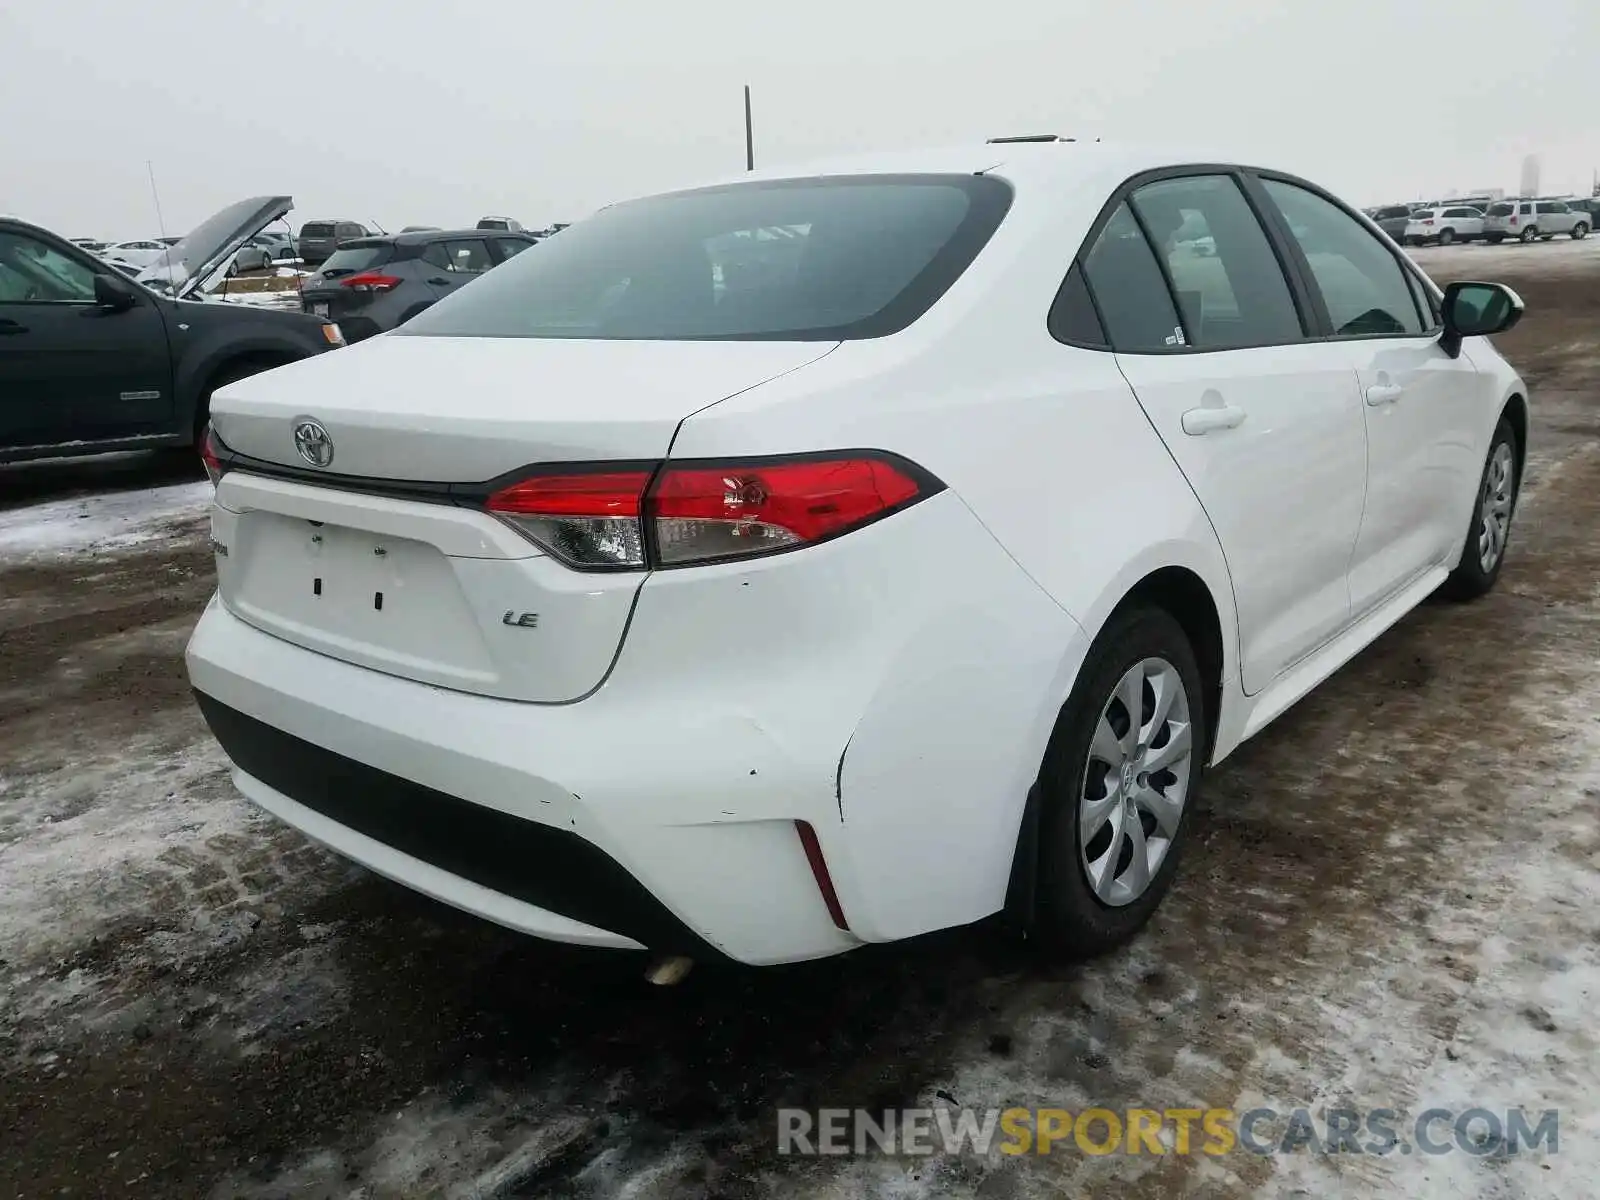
[0,478,210,563]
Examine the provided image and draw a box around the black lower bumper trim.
[193,691,718,956]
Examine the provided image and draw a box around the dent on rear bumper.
[185,491,1089,963]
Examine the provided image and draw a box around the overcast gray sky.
[3,0,1596,237]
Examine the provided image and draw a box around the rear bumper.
[185,487,1085,965]
[194,692,700,952]
[188,597,857,964]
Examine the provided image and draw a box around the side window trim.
[1245,168,1439,344]
[1055,163,1317,355]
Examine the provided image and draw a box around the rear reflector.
[485,453,938,570]
[794,820,850,931]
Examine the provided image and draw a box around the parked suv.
[298,228,537,341]
[1,196,343,464]
[1402,206,1484,246]
[1370,204,1416,241]
[296,219,373,265]
[1482,199,1589,243]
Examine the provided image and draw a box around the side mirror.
[1440,280,1523,358]
[93,272,140,311]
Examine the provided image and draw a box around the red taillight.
[1509,215,1518,225]
[200,423,225,486]
[340,272,402,292]
[650,457,923,566]
[484,454,935,570]
[1422,218,1435,226]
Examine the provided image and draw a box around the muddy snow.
[1,255,1597,1199]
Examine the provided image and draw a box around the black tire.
[1438,228,1456,246]
[1441,418,1520,601]
[1520,226,1539,243]
[1572,222,1589,240]
[1485,234,1504,244]
[1032,606,1207,959]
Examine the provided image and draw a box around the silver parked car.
[1481,198,1590,243]
[1369,204,1416,241]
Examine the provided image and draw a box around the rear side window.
[318,243,394,276]
[399,174,1013,341]
[1129,174,1304,350]
[338,223,365,237]
[495,237,534,260]
[1259,179,1424,337]
[1048,262,1107,347]
[1080,203,1184,352]
[1536,202,1567,215]
[1444,208,1479,218]
[1520,203,1534,215]
[424,239,493,273]
[1376,206,1411,220]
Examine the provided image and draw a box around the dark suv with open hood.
[1,196,344,465]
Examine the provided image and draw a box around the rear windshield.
[1410,209,1437,219]
[317,242,394,276]
[1375,206,1412,219]
[300,223,336,238]
[399,174,1014,341]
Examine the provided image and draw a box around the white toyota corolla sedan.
[186,138,1527,967]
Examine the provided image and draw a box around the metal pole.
[146,160,169,241]
[744,85,754,172]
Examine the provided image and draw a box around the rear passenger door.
[420,238,492,300]
[1537,201,1575,236]
[1255,176,1487,617]
[1084,171,1369,694]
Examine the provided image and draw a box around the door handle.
[427,278,452,286]
[1180,404,1247,436]
[1365,383,1404,406]
[0,319,27,335]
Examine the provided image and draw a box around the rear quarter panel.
[667,168,1240,933]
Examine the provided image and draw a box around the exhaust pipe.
[644,955,694,986]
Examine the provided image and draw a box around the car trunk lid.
[206,334,837,701]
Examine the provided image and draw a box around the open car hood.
[136,195,291,300]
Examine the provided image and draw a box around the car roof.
[338,228,530,248]
[678,140,1244,193]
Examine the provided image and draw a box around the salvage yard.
[3,242,1599,1199]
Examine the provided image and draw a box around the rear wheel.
[1485,234,1504,244]
[1520,226,1539,243]
[1033,606,1206,958]
[1573,222,1589,240]
[1438,227,1456,246]
[1441,418,1519,601]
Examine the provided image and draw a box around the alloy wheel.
[1079,657,1193,907]
[1478,442,1515,573]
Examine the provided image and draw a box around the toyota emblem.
[293,418,335,468]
